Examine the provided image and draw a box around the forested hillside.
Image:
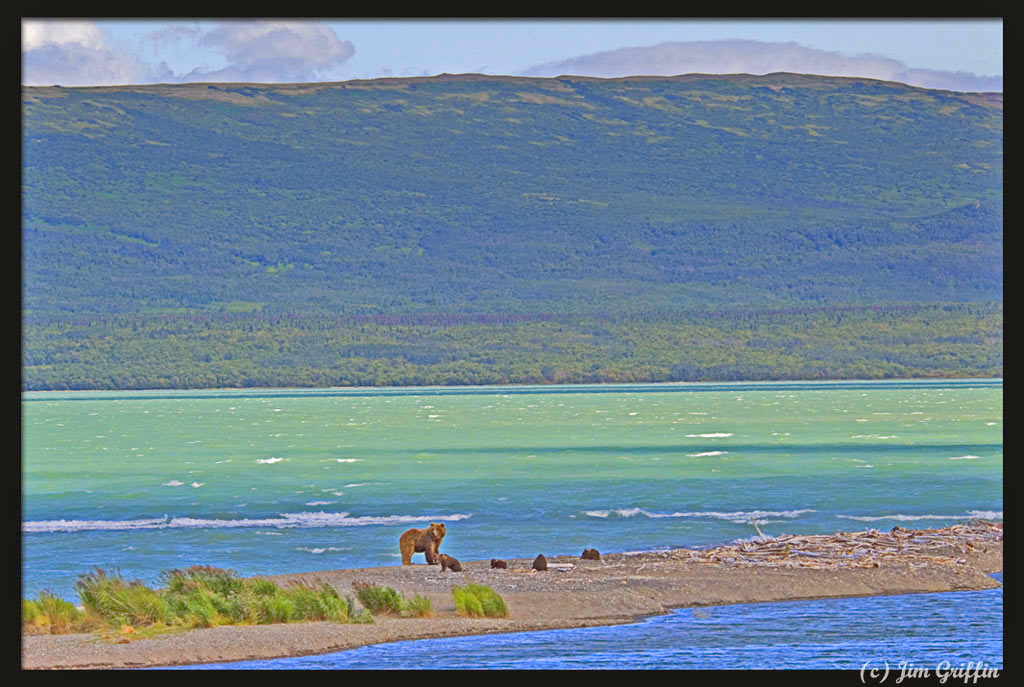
[21,73,1002,389]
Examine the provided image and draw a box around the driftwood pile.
[680,519,1003,570]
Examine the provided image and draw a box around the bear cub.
[437,553,462,572]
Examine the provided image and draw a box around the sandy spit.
[22,530,1002,670]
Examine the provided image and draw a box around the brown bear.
[399,522,446,565]
[581,548,601,560]
[532,554,547,571]
[490,559,508,569]
[437,553,462,572]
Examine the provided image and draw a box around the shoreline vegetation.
[22,304,1003,392]
[22,521,1002,670]
[18,375,1006,399]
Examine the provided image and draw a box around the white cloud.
[521,39,1002,92]
[22,20,356,86]
[22,19,106,51]
[22,19,138,86]
[183,21,354,83]
[202,21,352,70]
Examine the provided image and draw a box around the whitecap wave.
[685,433,733,438]
[837,511,1002,522]
[23,512,472,534]
[948,455,982,460]
[22,515,173,533]
[686,451,728,457]
[967,510,1003,520]
[256,457,285,464]
[584,508,814,523]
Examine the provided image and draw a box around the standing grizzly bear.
[399,522,446,565]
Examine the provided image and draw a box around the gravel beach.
[21,523,1003,670]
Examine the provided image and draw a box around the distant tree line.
[22,303,1002,390]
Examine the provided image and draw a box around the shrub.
[22,598,42,626]
[452,586,484,616]
[452,584,508,618]
[221,595,249,624]
[255,592,295,624]
[352,581,406,616]
[23,592,88,634]
[75,568,173,627]
[403,593,433,618]
[283,580,351,622]
[24,567,372,636]
[286,584,326,620]
[352,581,431,617]
[246,577,281,597]
[117,584,174,626]
[160,565,243,598]
[177,588,221,628]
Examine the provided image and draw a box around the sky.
[21,18,1003,92]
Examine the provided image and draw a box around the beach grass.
[404,593,434,618]
[22,592,93,635]
[23,566,371,635]
[352,581,433,618]
[452,584,509,618]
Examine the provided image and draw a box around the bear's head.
[429,523,446,541]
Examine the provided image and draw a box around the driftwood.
[681,520,1002,570]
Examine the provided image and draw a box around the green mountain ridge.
[21,73,1002,389]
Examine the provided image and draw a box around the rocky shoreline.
[21,522,1003,670]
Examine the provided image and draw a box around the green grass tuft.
[76,568,174,628]
[403,593,433,618]
[247,577,281,597]
[160,565,244,597]
[24,567,372,636]
[352,581,406,616]
[282,580,354,622]
[452,584,508,618]
[23,598,42,626]
[22,592,90,634]
[254,592,295,624]
[352,581,432,617]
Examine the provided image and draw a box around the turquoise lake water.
[21,379,1002,669]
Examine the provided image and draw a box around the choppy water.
[22,380,1002,668]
